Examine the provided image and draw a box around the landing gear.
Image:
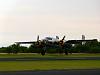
[65,50,68,55]
[41,47,46,56]
[41,49,46,56]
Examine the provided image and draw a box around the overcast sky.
[0,0,100,46]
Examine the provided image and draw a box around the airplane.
[15,35,97,55]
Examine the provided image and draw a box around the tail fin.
[82,35,85,40]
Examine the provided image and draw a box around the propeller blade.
[56,36,59,39]
[37,35,39,41]
[62,36,65,41]
[36,35,42,46]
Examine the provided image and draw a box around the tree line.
[0,40,100,54]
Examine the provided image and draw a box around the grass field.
[0,60,100,71]
[0,53,100,58]
[0,53,100,71]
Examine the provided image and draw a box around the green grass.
[0,53,100,71]
[0,60,100,71]
[0,53,100,58]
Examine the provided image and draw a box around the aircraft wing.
[15,41,36,44]
[65,39,97,44]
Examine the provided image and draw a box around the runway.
[0,57,100,61]
[0,69,100,75]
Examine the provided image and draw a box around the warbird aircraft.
[15,35,97,55]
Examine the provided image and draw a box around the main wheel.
[41,49,46,56]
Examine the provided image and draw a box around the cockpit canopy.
[45,37,52,40]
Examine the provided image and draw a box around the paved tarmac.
[0,69,100,75]
[0,57,100,61]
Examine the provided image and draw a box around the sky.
[0,0,100,47]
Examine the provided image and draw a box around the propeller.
[59,36,66,46]
[36,35,43,46]
[36,35,46,55]
[36,35,41,46]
